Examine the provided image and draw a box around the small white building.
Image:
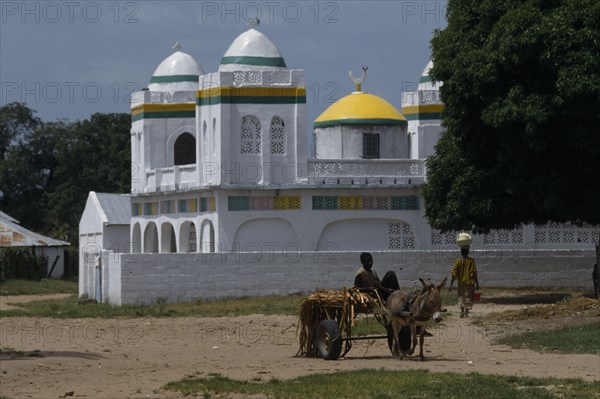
[0,211,70,278]
[79,192,130,299]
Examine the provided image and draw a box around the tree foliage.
[424,0,600,232]
[0,103,130,246]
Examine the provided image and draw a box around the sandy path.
[0,302,598,399]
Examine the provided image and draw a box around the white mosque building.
[79,24,598,304]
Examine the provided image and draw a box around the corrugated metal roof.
[0,210,19,224]
[0,212,70,247]
[95,193,131,225]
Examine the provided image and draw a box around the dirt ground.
[0,292,599,399]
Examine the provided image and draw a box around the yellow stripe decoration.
[131,103,196,121]
[197,87,306,106]
[401,104,444,121]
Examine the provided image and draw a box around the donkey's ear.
[419,278,428,288]
[438,277,448,290]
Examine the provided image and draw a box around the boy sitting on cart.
[353,252,400,301]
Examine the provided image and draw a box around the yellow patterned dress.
[451,257,477,313]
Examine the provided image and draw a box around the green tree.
[0,105,61,231]
[0,103,130,247]
[0,102,41,160]
[46,112,131,242]
[424,0,600,232]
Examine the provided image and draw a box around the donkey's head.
[418,277,447,322]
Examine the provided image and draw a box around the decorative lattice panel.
[312,196,419,211]
[534,223,599,245]
[188,229,197,253]
[228,196,301,211]
[483,229,524,245]
[270,116,285,154]
[430,230,458,246]
[178,199,198,213]
[132,203,142,217]
[160,201,174,214]
[389,222,416,250]
[144,203,158,216]
[241,115,261,154]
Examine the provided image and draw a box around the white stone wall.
[315,125,407,159]
[104,249,596,305]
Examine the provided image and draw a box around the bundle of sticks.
[296,288,386,357]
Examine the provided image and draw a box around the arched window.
[174,133,196,165]
[241,115,261,154]
[212,118,217,156]
[202,121,208,160]
[270,116,285,154]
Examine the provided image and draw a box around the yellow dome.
[314,92,407,128]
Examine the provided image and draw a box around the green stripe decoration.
[197,95,306,106]
[150,75,199,84]
[419,75,433,84]
[132,111,196,122]
[404,112,442,121]
[220,56,287,68]
[313,118,407,128]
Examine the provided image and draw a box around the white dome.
[148,50,204,92]
[418,59,441,91]
[219,28,287,72]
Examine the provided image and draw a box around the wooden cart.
[296,288,412,360]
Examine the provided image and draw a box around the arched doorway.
[160,222,177,253]
[143,222,158,253]
[179,221,197,253]
[201,220,215,253]
[131,223,141,253]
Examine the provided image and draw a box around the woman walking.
[449,233,480,317]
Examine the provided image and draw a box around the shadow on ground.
[0,350,103,360]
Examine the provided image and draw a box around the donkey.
[386,277,447,360]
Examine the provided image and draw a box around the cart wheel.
[317,320,342,360]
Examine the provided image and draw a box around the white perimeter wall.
[98,249,596,305]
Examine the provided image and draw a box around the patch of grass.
[0,294,305,319]
[0,279,78,296]
[497,321,600,354]
[164,369,600,399]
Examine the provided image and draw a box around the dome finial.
[349,66,368,92]
[172,41,183,51]
[248,18,260,29]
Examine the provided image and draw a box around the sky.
[0,1,447,124]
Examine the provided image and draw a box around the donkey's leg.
[391,320,400,358]
[419,330,426,360]
[408,323,418,355]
